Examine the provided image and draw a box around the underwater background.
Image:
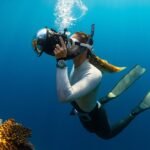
[0,0,150,149]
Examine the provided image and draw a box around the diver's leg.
[79,105,137,139]
[80,92,150,139]
[92,106,112,139]
[100,91,150,139]
[78,105,112,136]
[100,96,113,105]
[107,114,135,139]
[91,105,135,139]
[93,106,136,139]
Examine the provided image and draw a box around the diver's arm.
[56,67,102,103]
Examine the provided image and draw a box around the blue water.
[0,0,150,149]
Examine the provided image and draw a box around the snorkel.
[87,24,95,45]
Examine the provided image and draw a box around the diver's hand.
[54,36,67,59]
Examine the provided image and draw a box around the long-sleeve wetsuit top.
[56,60,102,112]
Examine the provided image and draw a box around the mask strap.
[80,43,93,50]
[70,37,93,50]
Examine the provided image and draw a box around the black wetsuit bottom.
[79,105,135,139]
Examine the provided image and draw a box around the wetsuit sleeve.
[56,67,102,103]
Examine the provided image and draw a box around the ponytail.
[88,52,126,73]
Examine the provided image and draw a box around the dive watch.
[56,60,66,69]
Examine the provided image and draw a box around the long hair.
[72,32,126,73]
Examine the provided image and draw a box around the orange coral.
[0,119,32,150]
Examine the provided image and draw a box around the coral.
[0,119,32,150]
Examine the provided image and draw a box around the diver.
[32,25,150,139]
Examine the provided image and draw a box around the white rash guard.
[56,60,102,112]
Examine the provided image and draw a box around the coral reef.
[0,119,34,150]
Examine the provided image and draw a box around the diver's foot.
[131,92,150,116]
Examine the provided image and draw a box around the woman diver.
[32,25,150,139]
